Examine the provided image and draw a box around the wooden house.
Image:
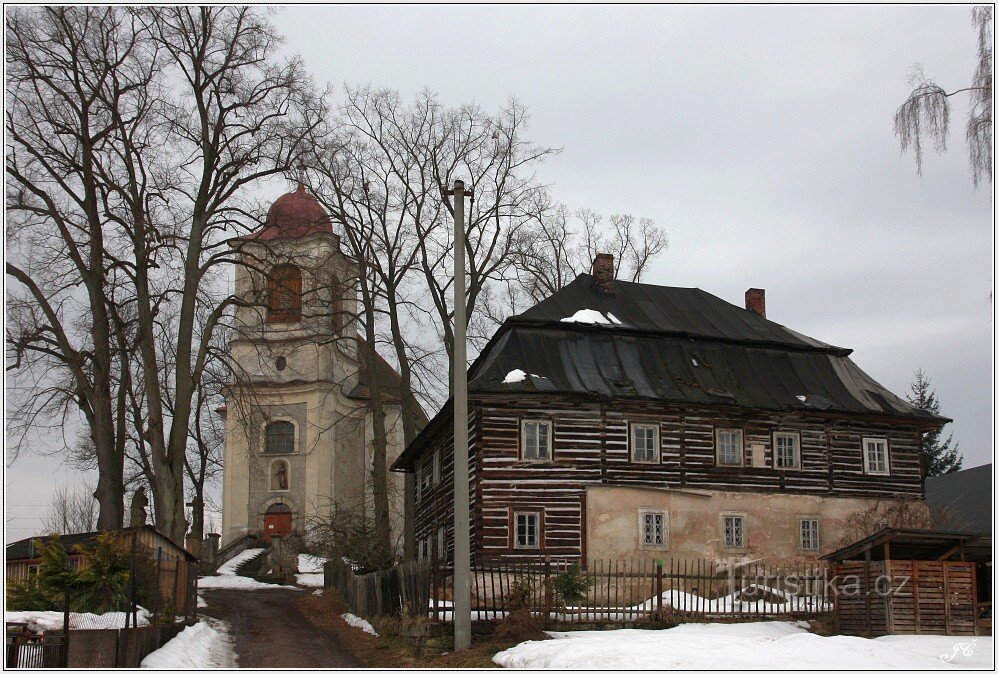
[392,255,949,563]
[5,525,199,616]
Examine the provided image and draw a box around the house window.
[436,527,446,560]
[722,514,745,549]
[514,511,541,549]
[433,449,442,483]
[27,564,40,576]
[420,458,433,496]
[267,264,303,323]
[716,429,744,466]
[630,423,659,463]
[800,518,820,551]
[521,420,552,461]
[418,538,428,560]
[264,421,295,453]
[773,432,801,469]
[863,438,890,475]
[639,509,668,548]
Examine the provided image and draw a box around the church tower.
[219,184,408,547]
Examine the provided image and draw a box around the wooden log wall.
[412,395,925,561]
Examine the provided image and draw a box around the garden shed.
[823,527,991,637]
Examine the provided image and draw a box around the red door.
[263,503,293,542]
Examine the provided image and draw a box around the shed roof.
[393,274,947,471]
[5,526,197,562]
[820,527,991,562]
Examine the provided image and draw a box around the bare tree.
[42,482,99,535]
[6,6,321,542]
[894,6,993,186]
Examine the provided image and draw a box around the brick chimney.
[745,288,766,318]
[592,253,615,293]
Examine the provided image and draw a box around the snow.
[341,612,378,636]
[313,589,324,596]
[606,312,622,325]
[296,553,327,588]
[5,608,151,633]
[199,547,298,590]
[196,594,207,609]
[215,547,266,575]
[493,621,995,670]
[560,309,613,325]
[141,617,235,668]
[502,368,527,384]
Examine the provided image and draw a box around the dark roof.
[5,526,197,561]
[347,337,429,425]
[925,464,993,535]
[821,527,991,562]
[393,274,948,471]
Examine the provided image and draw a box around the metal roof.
[5,525,198,561]
[392,274,948,472]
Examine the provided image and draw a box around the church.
[219,183,413,549]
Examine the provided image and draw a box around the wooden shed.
[823,528,991,637]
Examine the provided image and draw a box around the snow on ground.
[341,612,378,636]
[196,594,207,608]
[492,621,994,670]
[199,547,299,590]
[296,553,326,587]
[560,309,614,325]
[215,547,266,575]
[141,617,236,668]
[5,608,152,633]
[313,589,323,596]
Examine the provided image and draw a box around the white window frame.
[773,431,801,470]
[862,437,890,475]
[418,538,428,560]
[638,508,669,549]
[432,448,442,483]
[520,420,553,461]
[420,458,433,495]
[436,527,446,560]
[799,517,820,551]
[513,510,541,549]
[630,422,660,464]
[721,513,746,549]
[716,429,744,466]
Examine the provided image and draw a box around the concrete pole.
[451,179,471,651]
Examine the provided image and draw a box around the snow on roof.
[560,308,615,325]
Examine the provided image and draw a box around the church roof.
[245,183,334,241]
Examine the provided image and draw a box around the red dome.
[251,183,333,240]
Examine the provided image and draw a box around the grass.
[298,591,519,668]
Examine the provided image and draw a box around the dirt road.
[200,588,361,668]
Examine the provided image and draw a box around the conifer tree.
[906,369,963,477]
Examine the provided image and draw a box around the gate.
[5,624,64,669]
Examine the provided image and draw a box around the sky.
[4,5,993,541]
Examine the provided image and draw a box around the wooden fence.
[327,556,833,623]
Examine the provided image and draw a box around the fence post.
[543,556,552,623]
[655,561,663,615]
[431,554,439,622]
[154,548,163,622]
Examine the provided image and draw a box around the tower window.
[267,265,302,323]
[265,421,295,454]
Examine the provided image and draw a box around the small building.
[823,527,992,636]
[5,526,199,617]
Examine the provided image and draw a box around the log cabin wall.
[411,394,926,562]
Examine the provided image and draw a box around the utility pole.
[449,178,472,651]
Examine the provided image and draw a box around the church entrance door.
[263,503,293,542]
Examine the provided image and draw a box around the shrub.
[551,563,591,607]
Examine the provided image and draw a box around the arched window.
[270,460,290,491]
[265,421,295,454]
[267,265,302,323]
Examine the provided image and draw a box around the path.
[199,588,361,668]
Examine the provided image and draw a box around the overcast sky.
[5,5,993,541]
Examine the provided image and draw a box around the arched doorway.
[263,502,293,542]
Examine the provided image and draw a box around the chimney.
[592,253,615,293]
[745,288,766,318]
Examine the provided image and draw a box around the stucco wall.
[584,485,924,562]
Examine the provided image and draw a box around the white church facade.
[219,184,412,549]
